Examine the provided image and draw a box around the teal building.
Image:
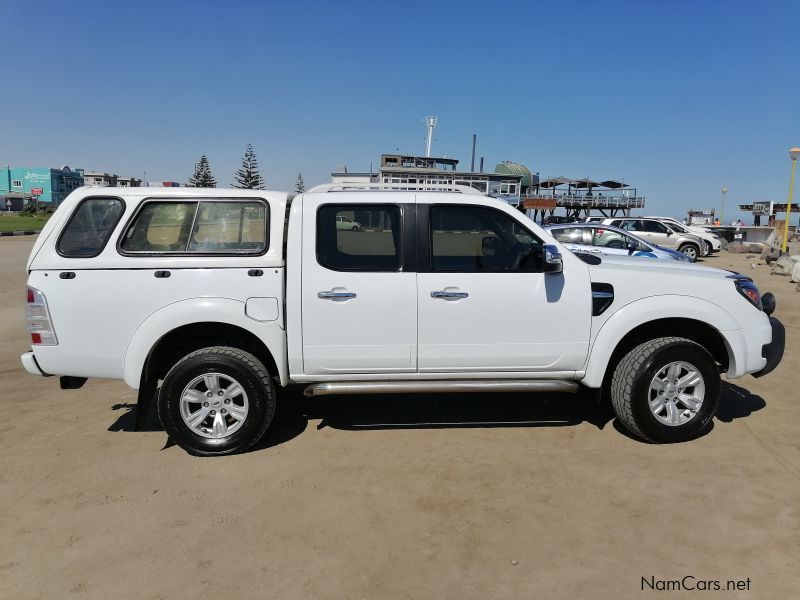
[0,165,84,205]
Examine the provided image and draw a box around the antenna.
[424,116,438,157]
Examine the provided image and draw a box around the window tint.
[551,227,586,244]
[317,205,401,271]
[641,220,670,234]
[430,205,543,272]
[57,197,124,257]
[120,200,268,254]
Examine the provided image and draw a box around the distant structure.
[424,116,438,157]
[331,154,537,205]
[522,177,645,222]
[83,171,142,188]
[0,165,84,206]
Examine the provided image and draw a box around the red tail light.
[25,286,58,346]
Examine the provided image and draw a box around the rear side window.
[120,200,268,254]
[317,204,402,271]
[57,197,125,257]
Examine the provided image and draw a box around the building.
[83,172,142,188]
[331,154,536,205]
[0,165,84,205]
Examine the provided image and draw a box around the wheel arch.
[581,296,742,389]
[124,298,288,390]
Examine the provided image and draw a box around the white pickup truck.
[21,185,784,455]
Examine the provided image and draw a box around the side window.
[592,227,630,249]
[430,205,543,272]
[317,204,401,271]
[120,200,268,254]
[121,202,197,252]
[551,227,586,244]
[188,202,268,252]
[57,197,125,257]
[641,220,669,234]
[620,220,643,232]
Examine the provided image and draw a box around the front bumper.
[753,317,785,378]
[21,351,49,376]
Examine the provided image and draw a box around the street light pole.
[780,147,800,254]
[719,186,728,224]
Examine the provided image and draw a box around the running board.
[303,380,579,397]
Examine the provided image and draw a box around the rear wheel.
[610,337,719,443]
[158,346,276,456]
[678,243,699,261]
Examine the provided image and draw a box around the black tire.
[678,243,699,262]
[158,346,276,456]
[351,225,358,231]
[701,241,711,256]
[610,337,719,443]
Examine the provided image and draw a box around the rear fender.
[123,297,288,389]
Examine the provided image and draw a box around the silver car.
[546,223,693,262]
[601,218,705,261]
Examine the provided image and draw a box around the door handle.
[318,291,357,300]
[431,290,469,299]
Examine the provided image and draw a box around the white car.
[335,215,361,230]
[644,216,722,256]
[21,185,783,455]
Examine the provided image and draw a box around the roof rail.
[306,183,485,195]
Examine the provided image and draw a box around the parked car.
[21,185,783,455]
[644,216,721,256]
[600,217,705,261]
[546,223,692,262]
[335,215,361,230]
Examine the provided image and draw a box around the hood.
[585,253,732,279]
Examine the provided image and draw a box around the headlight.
[733,277,762,310]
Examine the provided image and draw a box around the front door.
[301,198,418,375]
[416,203,591,373]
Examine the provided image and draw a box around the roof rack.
[306,183,485,195]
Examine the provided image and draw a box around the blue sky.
[2,0,798,220]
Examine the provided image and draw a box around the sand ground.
[0,235,797,599]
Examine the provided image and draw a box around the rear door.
[300,195,418,374]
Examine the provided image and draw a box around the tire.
[610,337,719,443]
[158,346,276,456]
[701,241,710,256]
[678,243,699,261]
[351,225,358,231]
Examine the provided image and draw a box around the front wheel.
[610,337,719,443]
[158,346,276,456]
[701,241,711,256]
[678,243,699,261]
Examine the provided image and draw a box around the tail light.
[26,286,58,345]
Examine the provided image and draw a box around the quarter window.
[120,200,268,254]
[430,205,543,272]
[57,197,125,257]
[317,204,401,271]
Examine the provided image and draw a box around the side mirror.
[543,244,563,273]
[481,236,497,257]
[665,228,673,236]
[627,242,637,255]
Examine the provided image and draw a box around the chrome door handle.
[318,291,357,300]
[431,290,469,299]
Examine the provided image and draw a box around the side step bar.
[304,380,579,397]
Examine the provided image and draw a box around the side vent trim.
[591,283,614,316]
